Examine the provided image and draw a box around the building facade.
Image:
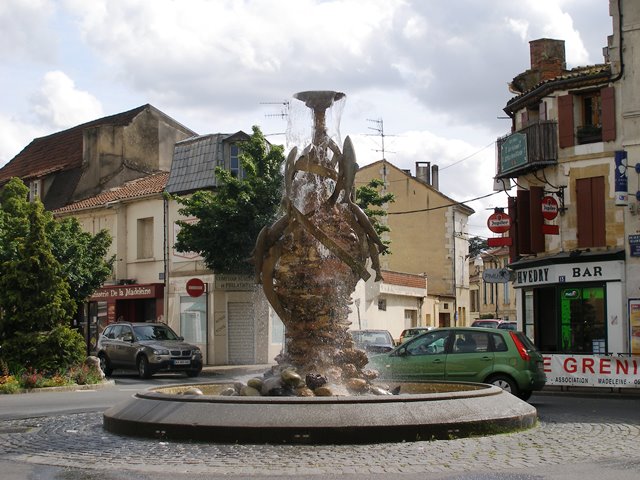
[495,1,639,357]
[356,160,474,327]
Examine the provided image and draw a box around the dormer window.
[29,179,41,202]
[229,144,243,178]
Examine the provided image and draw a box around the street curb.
[12,379,116,395]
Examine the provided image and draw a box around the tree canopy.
[174,126,285,274]
[355,178,395,254]
[0,177,114,339]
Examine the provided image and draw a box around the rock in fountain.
[103,91,538,444]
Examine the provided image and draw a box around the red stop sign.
[186,278,205,297]
[541,196,559,220]
[487,212,512,234]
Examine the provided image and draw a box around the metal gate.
[227,301,255,364]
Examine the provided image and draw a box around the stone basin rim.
[140,381,502,404]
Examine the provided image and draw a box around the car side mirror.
[178,336,184,341]
[395,346,408,357]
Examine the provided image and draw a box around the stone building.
[356,160,474,327]
[494,0,639,355]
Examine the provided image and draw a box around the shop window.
[137,217,154,259]
[560,286,606,353]
[378,299,387,311]
[576,177,605,248]
[180,296,206,344]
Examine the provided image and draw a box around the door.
[228,301,256,364]
[387,330,450,381]
[445,330,494,382]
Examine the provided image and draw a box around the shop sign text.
[543,354,640,388]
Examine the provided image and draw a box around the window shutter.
[576,177,606,248]
[592,176,606,246]
[558,94,574,148]
[508,196,517,261]
[576,178,592,248]
[601,86,616,142]
[517,190,531,254]
[529,186,544,253]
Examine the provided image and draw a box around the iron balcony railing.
[496,121,558,178]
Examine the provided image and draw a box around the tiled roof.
[506,64,611,112]
[381,270,427,289]
[0,105,150,185]
[52,171,169,213]
[165,131,249,195]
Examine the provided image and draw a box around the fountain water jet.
[103,91,538,444]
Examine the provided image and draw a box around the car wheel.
[137,355,152,379]
[487,374,518,396]
[98,353,113,376]
[186,369,201,378]
[518,390,533,401]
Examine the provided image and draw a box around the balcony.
[576,125,602,145]
[496,121,558,178]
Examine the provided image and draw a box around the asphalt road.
[1,369,639,479]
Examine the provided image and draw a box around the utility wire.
[387,190,503,215]
[439,140,495,170]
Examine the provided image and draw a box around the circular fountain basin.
[103,381,537,444]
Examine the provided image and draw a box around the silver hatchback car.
[96,322,203,379]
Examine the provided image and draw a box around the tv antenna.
[365,118,396,159]
[261,100,290,120]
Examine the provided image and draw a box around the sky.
[0,0,613,239]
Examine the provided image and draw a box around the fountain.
[103,91,537,444]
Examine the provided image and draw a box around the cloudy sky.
[1,0,613,238]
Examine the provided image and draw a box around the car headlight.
[192,348,202,357]
[153,348,170,355]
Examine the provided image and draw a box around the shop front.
[511,250,626,355]
[86,283,165,352]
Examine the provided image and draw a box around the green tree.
[50,217,114,312]
[469,236,488,257]
[174,126,285,274]
[355,178,395,253]
[0,179,74,337]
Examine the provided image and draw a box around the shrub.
[0,375,20,394]
[1,325,85,372]
[68,363,103,385]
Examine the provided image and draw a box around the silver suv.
[97,322,203,379]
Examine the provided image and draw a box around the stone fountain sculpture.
[103,91,538,444]
[253,91,386,384]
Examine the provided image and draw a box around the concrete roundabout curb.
[103,381,537,444]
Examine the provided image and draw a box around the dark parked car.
[498,321,518,331]
[399,327,434,343]
[97,322,203,379]
[350,329,395,354]
[367,327,546,400]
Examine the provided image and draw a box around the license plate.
[174,359,190,365]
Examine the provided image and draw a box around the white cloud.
[0,0,56,62]
[30,71,103,129]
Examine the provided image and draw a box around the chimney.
[431,164,439,191]
[529,39,566,81]
[415,161,431,184]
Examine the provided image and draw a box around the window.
[377,298,387,311]
[29,180,41,202]
[576,177,605,248]
[558,87,615,148]
[230,144,242,178]
[137,217,154,259]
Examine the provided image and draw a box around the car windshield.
[351,331,392,346]
[133,325,179,341]
[403,330,450,355]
